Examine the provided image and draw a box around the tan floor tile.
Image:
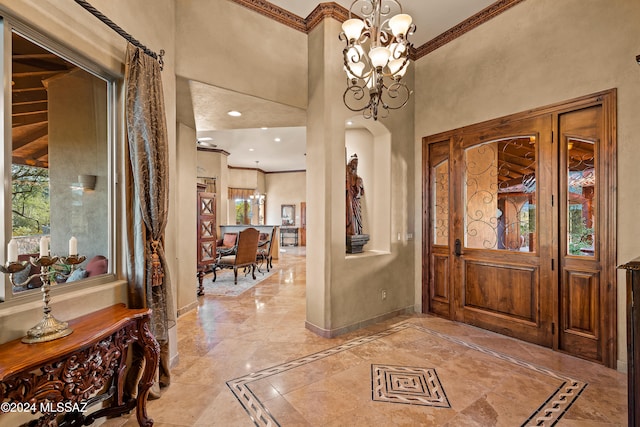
[92,247,626,426]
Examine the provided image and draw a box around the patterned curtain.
[124,43,175,391]
[228,187,255,200]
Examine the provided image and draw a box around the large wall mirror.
[281,204,295,226]
[1,20,114,302]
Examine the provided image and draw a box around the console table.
[620,258,640,427]
[280,227,298,247]
[0,304,159,426]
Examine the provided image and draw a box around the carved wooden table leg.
[136,315,160,427]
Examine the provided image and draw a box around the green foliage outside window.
[11,164,50,236]
[568,205,593,255]
[235,199,252,225]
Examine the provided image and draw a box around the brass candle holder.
[1,254,85,343]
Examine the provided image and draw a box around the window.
[235,199,252,225]
[1,18,115,302]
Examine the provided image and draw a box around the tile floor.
[102,247,627,426]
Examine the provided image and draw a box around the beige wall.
[228,168,259,189]
[413,0,640,369]
[176,123,197,316]
[175,0,307,109]
[265,172,306,226]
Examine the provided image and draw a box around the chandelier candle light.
[1,236,86,343]
[339,0,415,120]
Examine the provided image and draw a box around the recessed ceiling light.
[261,127,268,130]
[249,148,255,152]
[346,121,353,126]
[227,110,242,117]
[274,137,281,142]
[199,137,213,141]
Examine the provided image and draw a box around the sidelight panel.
[566,137,596,257]
[433,159,449,245]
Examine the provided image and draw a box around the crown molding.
[197,146,231,156]
[228,165,267,174]
[305,2,350,32]
[230,0,525,60]
[227,166,306,174]
[230,0,306,32]
[415,0,525,59]
[264,169,306,174]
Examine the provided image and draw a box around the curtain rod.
[73,0,165,70]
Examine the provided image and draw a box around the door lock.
[454,239,462,256]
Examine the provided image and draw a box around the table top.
[619,257,640,270]
[0,304,150,380]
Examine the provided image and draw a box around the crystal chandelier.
[339,0,415,120]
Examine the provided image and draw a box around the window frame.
[0,14,119,305]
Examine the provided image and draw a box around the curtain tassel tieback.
[150,240,164,287]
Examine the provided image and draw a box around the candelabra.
[0,253,85,343]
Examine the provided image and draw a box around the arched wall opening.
[345,116,391,254]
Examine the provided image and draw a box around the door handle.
[454,239,462,257]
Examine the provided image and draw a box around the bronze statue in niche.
[346,154,369,253]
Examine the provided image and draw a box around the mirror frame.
[281,204,295,227]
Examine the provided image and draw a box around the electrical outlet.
[381,289,387,300]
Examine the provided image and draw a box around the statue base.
[346,234,369,254]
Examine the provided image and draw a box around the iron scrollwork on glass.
[432,160,449,245]
[465,136,537,252]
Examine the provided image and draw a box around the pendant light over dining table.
[339,0,416,120]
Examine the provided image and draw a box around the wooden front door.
[423,90,617,366]
[453,115,555,347]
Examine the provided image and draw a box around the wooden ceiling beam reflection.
[12,124,48,150]
[12,113,48,128]
[12,155,48,168]
[29,145,49,162]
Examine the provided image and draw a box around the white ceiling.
[194,0,496,172]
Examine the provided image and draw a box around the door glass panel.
[432,159,449,245]
[567,137,595,256]
[465,136,537,251]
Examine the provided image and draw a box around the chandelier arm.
[379,80,411,111]
[343,85,372,113]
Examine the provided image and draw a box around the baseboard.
[177,300,198,317]
[170,353,180,369]
[305,306,415,338]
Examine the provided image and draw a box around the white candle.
[7,239,17,263]
[69,236,78,256]
[39,236,49,258]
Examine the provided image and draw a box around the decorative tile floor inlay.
[371,364,450,408]
[227,322,588,427]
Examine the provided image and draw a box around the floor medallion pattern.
[226,322,587,426]
[371,364,450,408]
